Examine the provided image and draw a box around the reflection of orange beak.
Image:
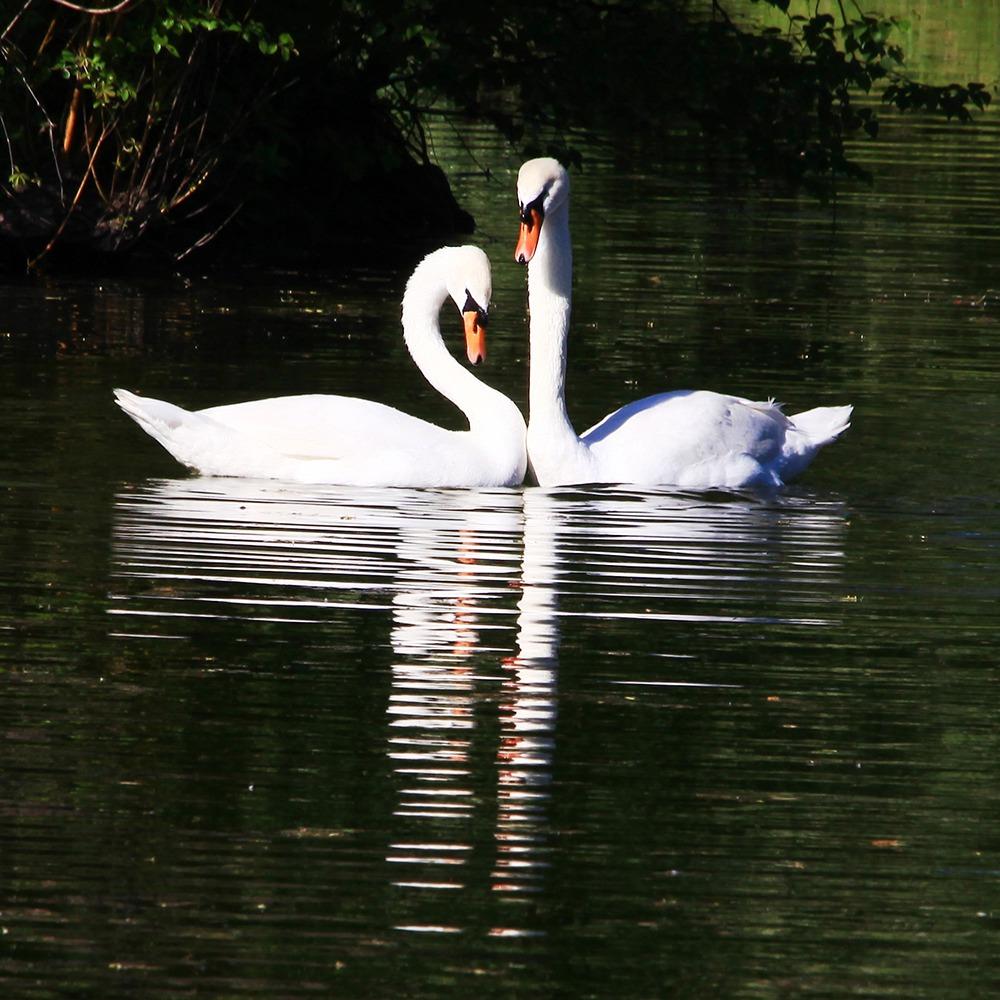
[464,310,486,365]
[514,207,543,264]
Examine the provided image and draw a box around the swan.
[514,157,853,489]
[115,245,527,487]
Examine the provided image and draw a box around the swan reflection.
[110,477,848,934]
[492,488,561,897]
[382,493,521,914]
[110,478,847,657]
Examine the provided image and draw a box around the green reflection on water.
[731,0,1000,84]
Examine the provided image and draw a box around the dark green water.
[3,34,1000,998]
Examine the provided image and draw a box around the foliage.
[733,0,992,193]
[359,0,992,199]
[0,0,293,267]
[0,0,993,269]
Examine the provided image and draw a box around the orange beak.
[463,309,486,365]
[514,207,543,264]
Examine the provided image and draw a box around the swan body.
[116,246,527,487]
[514,157,852,489]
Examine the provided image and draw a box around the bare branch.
[4,55,57,128]
[27,123,112,270]
[174,200,243,262]
[1,0,36,44]
[47,0,134,15]
[0,114,14,176]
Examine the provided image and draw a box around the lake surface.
[3,21,1000,997]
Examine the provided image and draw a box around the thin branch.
[710,0,734,28]
[118,63,150,201]
[5,56,57,128]
[35,15,57,55]
[440,113,493,178]
[44,120,65,204]
[27,123,112,270]
[173,199,242,261]
[0,113,15,175]
[137,28,206,196]
[1,0,35,44]
[81,111,111,203]
[48,0,134,15]
[4,48,64,198]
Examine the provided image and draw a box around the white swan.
[115,245,527,487]
[514,158,853,489]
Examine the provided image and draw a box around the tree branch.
[1,0,36,44]
[47,0,134,15]
[27,123,112,270]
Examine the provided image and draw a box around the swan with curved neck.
[515,158,852,488]
[116,246,527,487]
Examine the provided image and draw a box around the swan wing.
[581,390,795,487]
[200,393,450,461]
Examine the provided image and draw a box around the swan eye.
[462,289,486,315]
[520,195,545,227]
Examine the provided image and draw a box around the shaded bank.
[0,1,474,272]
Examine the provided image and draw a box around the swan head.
[407,246,492,365]
[514,158,569,264]
[444,245,491,366]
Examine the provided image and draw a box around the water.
[3,38,1000,1000]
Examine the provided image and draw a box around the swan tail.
[790,404,853,447]
[115,388,195,440]
[114,388,263,475]
[774,403,852,483]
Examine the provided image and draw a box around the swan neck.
[527,201,575,439]
[401,261,505,430]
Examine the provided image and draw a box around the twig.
[5,56,56,128]
[174,199,243,261]
[81,111,111,203]
[47,120,65,204]
[1,0,35,44]
[710,0,734,27]
[118,63,150,202]
[441,113,494,179]
[27,123,111,270]
[0,113,15,176]
[48,0,134,15]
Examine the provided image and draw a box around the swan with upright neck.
[514,157,852,489]
[116,245,527,487]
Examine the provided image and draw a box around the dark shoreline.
[0,161,475,278]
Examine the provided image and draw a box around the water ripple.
[110,478,850,657]
[109,477,850,935]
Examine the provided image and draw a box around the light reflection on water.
[110,477,849,938]
[112,478,848,647]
